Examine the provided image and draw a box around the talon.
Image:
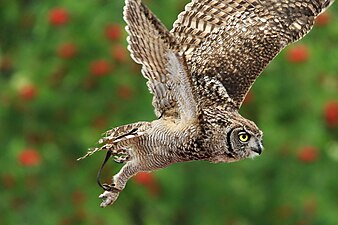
[99,193,107,199]
[99,190,120,207]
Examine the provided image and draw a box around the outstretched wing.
[171,0,334,109]
[124,0,197,120]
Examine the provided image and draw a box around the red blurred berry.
[2,173,16,188]
[74,208,87,222]
[20,12,35,29]
[134,172,160,196]
[92,116,107,129]
[18,148,41,166]
[134,172,154,185]
[11,197,25,210]
[105,24,123,41]
[324,101,338,128]
[304,197,317,216]
[298,146,318,163]
[90,59,112,77]
[72,190,86,205]
[59,218,72,225]
[19,84,38,101]
[242,91,254,105]
[0,56,14,79]
[58,43,77,59]
[295,221,309,225]
[315,12,331,26]
[117,85,133,100]
[277,204,293,219]
[285,45,309,63]
[49,7,69,26]
[0,56,13,72]
[111,44,128,62]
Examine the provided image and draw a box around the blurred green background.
[0,0,337,225]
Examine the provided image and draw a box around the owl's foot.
[98,161,138,207]
[99,185,122,207]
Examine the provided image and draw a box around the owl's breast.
[145,118,211,161]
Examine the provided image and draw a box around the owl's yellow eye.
[238,132,250,143]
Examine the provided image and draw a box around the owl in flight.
[79,0,334,207]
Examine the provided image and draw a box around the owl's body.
[79,0,335,207]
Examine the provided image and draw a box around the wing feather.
[171,0,334,109]
[124,0,197,119]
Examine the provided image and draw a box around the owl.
[79,0,335,207]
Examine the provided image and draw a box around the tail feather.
[78,122,150,160]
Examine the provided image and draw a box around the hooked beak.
[252,142,264,155]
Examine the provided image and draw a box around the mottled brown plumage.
[79,0,334,207]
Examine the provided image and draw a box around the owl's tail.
[77,122,151,161]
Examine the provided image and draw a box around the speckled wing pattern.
[171,0,333,109]
[124,0,197,119]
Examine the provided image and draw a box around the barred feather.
[171,0,335,108]
[124,0,197,119]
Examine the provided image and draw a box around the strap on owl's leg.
[97,150,121,193]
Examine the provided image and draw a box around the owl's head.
[226,124,263,160]
[212,113,263,162]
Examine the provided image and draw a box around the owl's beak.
[252,142,263,155]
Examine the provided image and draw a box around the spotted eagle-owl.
[79,0,335,207]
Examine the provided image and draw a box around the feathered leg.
[99,153,176,207]
[78,122,152,206]
[99,160,138,207]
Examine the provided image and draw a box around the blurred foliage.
[0,0,337,225]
